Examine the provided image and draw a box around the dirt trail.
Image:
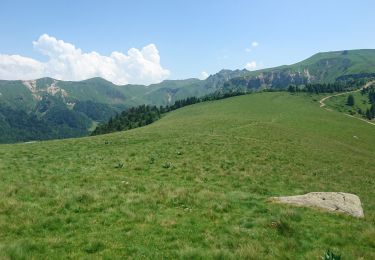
[319,80,375,126]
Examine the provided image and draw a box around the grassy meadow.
[0,92,374,259]
[325,90,373,116]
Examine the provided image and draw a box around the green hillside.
[0,77,207,111]
[224,49,375,91]
[0,92,374,258]
[0,68,247,143]
[0,78,207,143]
[287,49,375,82]
[0,80,37,110]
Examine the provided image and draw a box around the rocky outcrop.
[271,192,364,218]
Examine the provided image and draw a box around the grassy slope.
[0,80,36,110]
[246,49,375,83]
[0,92,374,259]
[290,49,375,82]
[325,91,372,115]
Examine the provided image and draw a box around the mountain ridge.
[219,49,375,92]
[1,48,375,143]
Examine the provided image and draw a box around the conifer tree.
[347,94,355,106]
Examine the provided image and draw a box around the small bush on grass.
[322,249,341,260]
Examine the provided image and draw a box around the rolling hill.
[0,92,374,258]
[1,49,375,143]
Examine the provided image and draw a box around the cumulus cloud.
[245,61,257,71]
[0,55,43,79]
[0,34,170,85]
[200,71,209,80]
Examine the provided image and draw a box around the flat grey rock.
[271,192,364,218]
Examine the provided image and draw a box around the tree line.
[362,86,375,120]
[288,82,356,94]
[91,91,246,135]
[287,76,374,94]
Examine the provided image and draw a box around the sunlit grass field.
[0,92,374,258]
[325,90,373,116]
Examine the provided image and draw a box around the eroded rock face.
[272,192,364,218]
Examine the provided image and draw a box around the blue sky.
[0,0,374,84]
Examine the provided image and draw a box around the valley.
[1,2,375,259]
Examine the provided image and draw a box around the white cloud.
[251,41,259,47]
[200,71,209,80]
[245,61,257,71]
[245,41,259,53]
[0,55,43,79]
[0,34,170,85]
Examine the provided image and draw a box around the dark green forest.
[0,96,118,143]
[287,77,372,94]
[0,105,89,143]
